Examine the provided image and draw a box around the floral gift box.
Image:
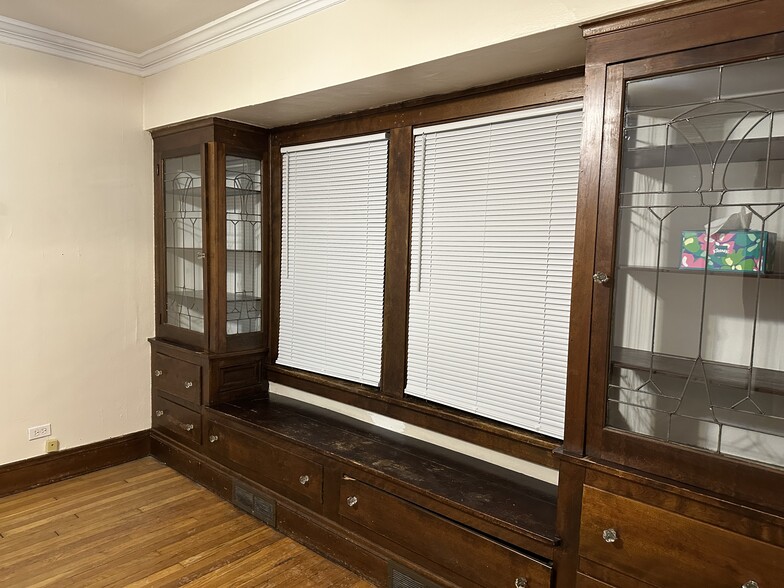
[680,230,777,273]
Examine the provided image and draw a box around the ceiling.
[0,0,586,128]
[0,0,257,53]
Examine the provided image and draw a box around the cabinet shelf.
[623,136,784,169]
[617,265,784,279]
[168,289,260,303]
[611,346,784,396]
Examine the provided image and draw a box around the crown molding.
[0,0,345,77]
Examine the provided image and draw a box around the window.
[278,134,389,386]
[406,102,583,439]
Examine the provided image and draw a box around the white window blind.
[406,101,583,439]
[278,134,389,386]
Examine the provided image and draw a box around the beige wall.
[0,44,153,465]
[143,0,665,129]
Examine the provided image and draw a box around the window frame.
[268,69,585,467]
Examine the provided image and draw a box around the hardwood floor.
[0,457,375,587]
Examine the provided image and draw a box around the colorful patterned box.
[680,230,777,273]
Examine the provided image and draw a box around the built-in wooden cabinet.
[150,119,269,448]
[559,1,784,587]
[148,4,784,588]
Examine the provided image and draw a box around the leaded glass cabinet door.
[225,154,263,342]
[163,153,206,339]
[601,54,784,471]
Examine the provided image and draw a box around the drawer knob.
[184,381,194,389]
[209,435,219,443]
[154,369,163,377]
[592,271,610,284]
[515,578,528,588]
[155,410,164,417]
[299,475,310,486]
[602,528,618,543]
[743,582,760,588]
[180,423,195,432]
[346,496,358,507]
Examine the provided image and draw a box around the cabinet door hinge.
[155,164,160,176]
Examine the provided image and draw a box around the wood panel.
[0,457,372,587]
[152,352,202,405]
[579,485,784,588]
[338,476,552,588]
[0,431,149,499]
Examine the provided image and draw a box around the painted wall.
[143,0,666,129]
[0,44,153,465]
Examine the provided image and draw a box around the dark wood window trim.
[267,68,585,468]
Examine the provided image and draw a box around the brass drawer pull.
[515,578,528,588]
[155,410,164,417]
[299,475,310,486]
[209,435,219,443]
[180,423,195,432]
[602,528,618,543]
[346,496,358,507]
[154,369,163,377]
[184,381,194,389]
[743,582,760,588]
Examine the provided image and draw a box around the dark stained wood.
[579,484,784,587]
[151,351,202,406]
[584,63,625,456]
[206,140,225,352]
[268,144,283,363]
[272,70,584,148]
[204,418,325,511]
[268,364,559,467]
[577,561,658,588]
[338,477,552,588]
[207,396,559,557]
[598,429,784,515]
[0,431,149,499]
[152,392,202,448]
[380,126,414,398]
[583,0,784,65]
[583,467,784,546]
[581,0,756,38]
[554,459,586,588]
[149,338,266,407]
[575,573,614,588]
[561,59,608,456]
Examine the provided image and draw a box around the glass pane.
[226,156,262,335]
[609,56,784,469]
[164,154,204,332]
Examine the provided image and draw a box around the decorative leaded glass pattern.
[608,55,784,468]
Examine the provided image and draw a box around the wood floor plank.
[0,457,375,587]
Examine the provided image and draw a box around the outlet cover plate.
[28,424,51,440]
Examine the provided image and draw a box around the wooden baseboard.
[0,430,150,498]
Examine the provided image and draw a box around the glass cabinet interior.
[608,55,784,468]
[164,154,205,333]
[225,155,263,337]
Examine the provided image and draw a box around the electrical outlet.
[28,424,51,440]
[46,439,60,453]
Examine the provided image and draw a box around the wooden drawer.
[152,352,201,405]
[576,574,614,588]
[152,394,202,447]
[579,485,784,588]
[205,418,323,508]
[339,477,551,588]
